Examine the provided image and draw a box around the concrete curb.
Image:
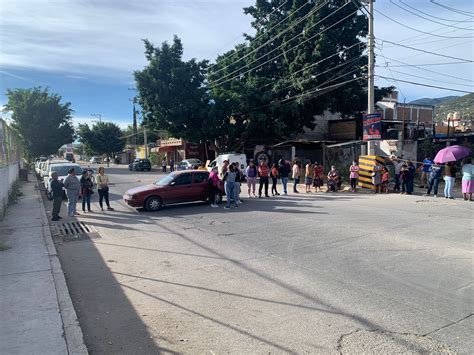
[35,179,88,355]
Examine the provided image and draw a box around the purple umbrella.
[434,145,471,163]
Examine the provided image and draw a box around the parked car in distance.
[208,153,247,174]
[123,170,223,211]
[44,163,83,200]
[90,156,101,164]
[129,158,152,171]
[176,159,202,170]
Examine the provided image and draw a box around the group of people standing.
[50,166,114,221]
[161,158,175,173]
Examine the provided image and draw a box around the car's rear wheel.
[145,196,163,212]
[147,168,151,171]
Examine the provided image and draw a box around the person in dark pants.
[80,170,94,213]
[258,160,270,198]
[425,162,443,197]
[96,167,114,211]
[169,159,175,172]
[394,158,404,192]
[50,172,64,221]
[406,161,416,194]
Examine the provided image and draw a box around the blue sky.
[1,0,473,128]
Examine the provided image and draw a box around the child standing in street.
[381,167,390,194]
[349,161,360,192]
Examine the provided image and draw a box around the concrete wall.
[0,163,19,217]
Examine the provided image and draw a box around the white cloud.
[0,0,255,81]
[0,0,472,99]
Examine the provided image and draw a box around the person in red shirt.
[381,167,390,194]
[258,160,270,198]
[313,162,324,192]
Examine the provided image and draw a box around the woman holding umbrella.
[434,145,471,200]
[462,158,474,201]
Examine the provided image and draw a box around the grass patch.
[8,180,23,206]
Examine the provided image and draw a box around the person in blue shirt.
[419,156,433,188]
[424,162,443,197]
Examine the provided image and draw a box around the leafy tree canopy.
[77,122,125,157]
[208,0,392,144]
[134,36,209,143]
[4,87,75,158]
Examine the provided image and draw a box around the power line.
[376,75,474,94]
[210,8,359,88]
[209,0,321,76]
[283,76,365,103]
[375,39,473,63]
[390,0,473,30]
[386,68,474,88]
[374,8,474,39]
[430,1,474,17]
[375,61,472,67]
[399,0,474,23]
[210,0,336,83]
[206,0,290,59]
[375,42,406,100]
[374,50,473,83]
[273,55,365,94]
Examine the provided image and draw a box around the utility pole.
[367,0,375,115]
[91,113,102,123]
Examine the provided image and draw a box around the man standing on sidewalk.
[50,172,64,221]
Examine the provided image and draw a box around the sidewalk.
[0,176,87,354]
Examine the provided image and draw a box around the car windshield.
[187,159,201,164]
[154,173,176,186]
[51,165,83,176]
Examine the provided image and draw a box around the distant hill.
[409,96,458,106]
[433,93,474,121]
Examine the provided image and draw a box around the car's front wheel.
[145,196,163,212]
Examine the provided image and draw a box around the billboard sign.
[363,112,382,141]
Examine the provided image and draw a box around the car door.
[192,172,210,201]
[167,173,193,203]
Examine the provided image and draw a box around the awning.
[326,140,366,148]
[272,140,334,148]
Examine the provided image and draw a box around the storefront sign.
[432,138,457,143]
[363,113,382,141]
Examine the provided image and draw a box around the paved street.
[44,165,473,354]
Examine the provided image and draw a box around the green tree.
[208,0,392,144]
[134,36,209,143]
[4,87,75,158]
[77,122,125,158]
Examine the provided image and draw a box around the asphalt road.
[45,164,473,354]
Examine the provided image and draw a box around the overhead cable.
[210,8,359,88]
[430,1,474,17]
[374,8,474,39]
[209,0,325,76]
[375,39,473,62]
[376,76,474,94]
[390,0,473,30]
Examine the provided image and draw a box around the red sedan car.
[124,170,224,211]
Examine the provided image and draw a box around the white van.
[208,153,248,175]
[44,163,83,199]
